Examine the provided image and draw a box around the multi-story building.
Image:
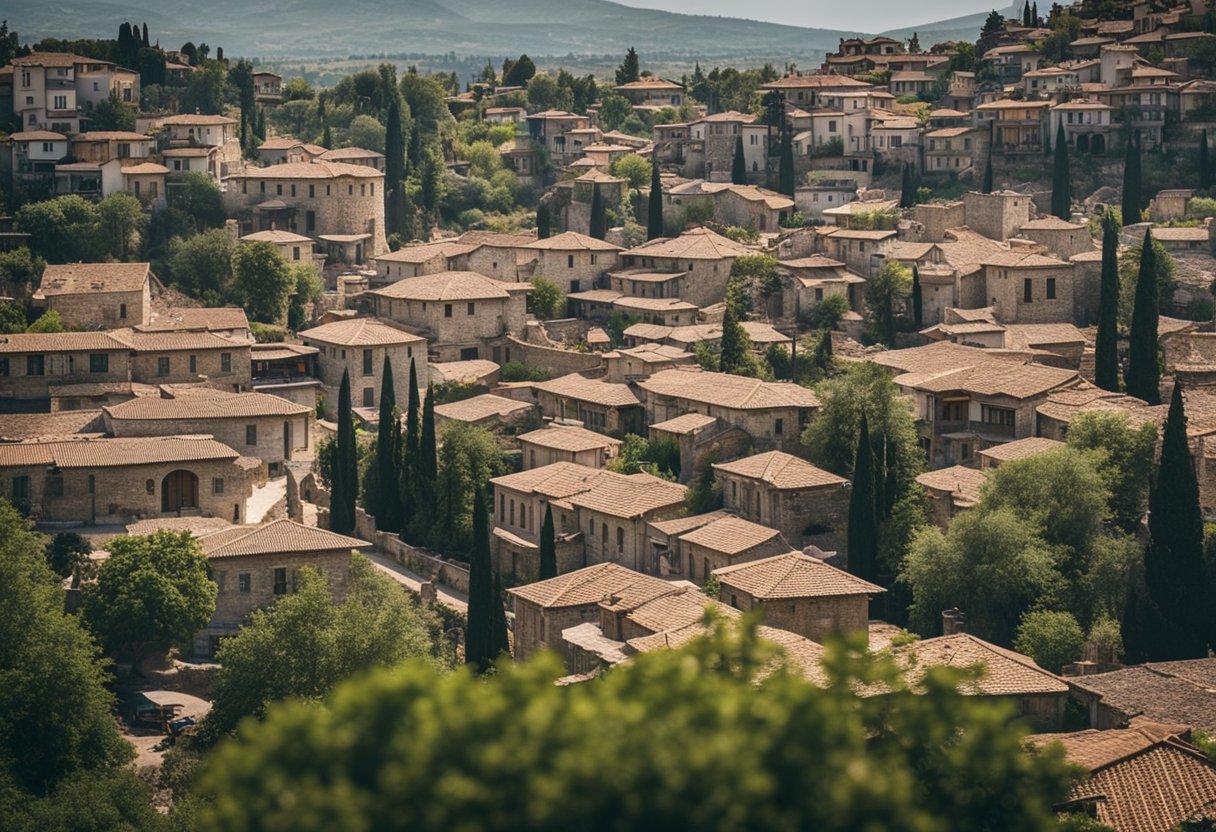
[10,52,139,134]
[298,317,427,415]
[33,262,154,329]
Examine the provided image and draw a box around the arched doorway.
[1091,134,1106,155]
[1076,134,1090,154]
[162,470,199,513]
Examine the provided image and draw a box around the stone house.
[102,386,312,475]
[161,146,221,180]
[760,72,874,110]
[507,562,678,660]
[977,435,1065,470]
[33,262,154,328]
[159,113,242,177]
[603,343,696,382]
[1152,225,1211,253]
[637,368,820,455]
[973,100,1052,155]
[712,451,850,553]
[1048,100,1115,154]
[370,240,480,285]
[980,251,1076,324]
[664,181,793,232]
[224,160,388,261]
[612,297,700,327]
[779,255,866,318]
[684,111,760,182]
[0,331,133,407]
[318,146,386,172]
[299,317,427,416]
[253,71,283,106]
[8,130,70,188]
[923,127,983,176]
[452,231,540,283]
[521,231,622,294]
[567,471,687,573]
[367,271,529,362]
[518,424,622,470]
[915,465,987,530]
[239,229,318,265]
[196,519,369,657]
[666,513,788,582]
[432,393,538,431]
[532,372,644,435]
[0,435,256,524]
[615,79,685,110]
[816,228,899,276]
[70,130,153,164]
[498,138,544,190]
[120,161,169,205]
[713,551,883,643]
[1016,217,1093,261]
[137,307,253,342]
[484,107,527,124]
[256,137,326,166]
[525,110,594,168]
[121,330,252,390]
[615,228,753,309]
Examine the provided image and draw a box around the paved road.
[365,550,469,615]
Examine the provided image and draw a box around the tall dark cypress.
[1094,210,1121,392]
[385,97,406,237]
[1022,0,1032,26]
[1122,132,1141,225]
[1202,129,1213,190]
[1144,384,1213,659]
[536,202,551,239]
[372,356,401,530]
[899,164,915,209]
[332,370,358,535]
[589,184,607,240]
[778,121,795,198]
[981,151,993,194]
[489,572,510,660]
[911,265,923,329]
[405,358,421,458]
[731,134,747,185]
[1125,228,1161,404]
[846,414,878,584]
[141,22,149,47]
[1050,121,1070,220]
[647,160,664,240]
[465,487,493,672]
[539,503,557,580]
[420,384,437,483]
[399,358,421,534]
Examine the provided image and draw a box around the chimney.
[941,608,967,635]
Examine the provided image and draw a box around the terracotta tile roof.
[1026,722,1188,772]
[763,74,872,89]
[896,633,1069,696]
[977,436,1065,463]
[138,306,250,333]
[318,146,385,160]
[610,343,693,363]
[8,130,67,141]
[492,461,611,499]
[622,588,738,634]
[980,251,1070,268]
[535,373,641,408]
[1152,226,1210,243]
[895,360,1079,400]
[613,296,698,313]
[615,78,683,90]
[12,52,103,67]
[428,359,499,383]
[299,317,425,347]
[1071,662,1216,732]
[370,271,516,301]
[160,114,237,126]
[713,551,884,598]
[623,322,673,341]
[120,162,170,175]
[915,465,987,506]
[374,240,479,264]
[1020,216,1085,230]
[507,562,677,609]
[240,229,315,244]
[0,410,105,442]
[111,329,246,353]
[73,131,150,142]
[678,515,781,556]
[523,231,622,252]
[36,262,150,296]
[623,227,753,260]
[433,393,534,423]
[566,471,687,518]
[518,425,623,453]
[628,618,827,684]
[647,509,732,536]
[649,413,718,435]
[638,368,821,411]
[104,387,309,420]
[1002,323,1088,350]
[712,451,846,490]
[199,518,368,559]
[228,160,381,179]
[0,435,239,469]
[0,331,130,354]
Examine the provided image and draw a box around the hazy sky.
[610,0,1000,33]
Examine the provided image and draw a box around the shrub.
[498,362,550,382]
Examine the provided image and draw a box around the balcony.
[969,420,1015,438]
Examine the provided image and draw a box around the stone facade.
[300,320,427,416]
[962,191,1031,243]
[127,338,252,389]
[716,467,850,553]
[0,333,132,405]
[104,409,310,475]
[983,257,1076,324]
[720,585,868,643]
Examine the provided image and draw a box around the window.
[1046,277,1057,300]
[145,479,155,495]
[53,94,67,110]
[467,302,475,315]
[42,141,53,153]
[1023,278,1033,303]
[616,526,624,553]
[499,494,505,521]
[213,477,225,494]
[444,303,453,318]
[221,352,232,373]
[981,405,1015,427]
[362,349,373,376]
[48,476,64,497]
[0,358,7,377]
[568,254,575,268]
[309,184,315,198]
[27,355,44,376]
[157,356,170,376]
[189,354,197,374]
[363,387,374,407]
[306,210,316,232]
[246,424,257,445]
[276,183,283,196]
[290,184,296,197]
[89,353,108,373]
[239,573,251,593]
[775,418,784,435]
[273,567,288,595]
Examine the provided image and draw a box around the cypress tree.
[1144,383,1213,659]
[1094,210,1121,392]
[719,304,749,374]
[647,159,664,240]
[1202,129,1213,190]
[778,122,795,198]
[899,164,916,209]
[539,503,557,580]
[813,330,834,374]
[331,370,358,535]
[1125,228,1161,404]
[589,184,607,240]
[142,22,149,47]
[420,384,437,483]
[1050,121,1071,220]
[911,265,923,329]
[1122,132,1141,225]
[847,414,878,584]
[399,359,421,534]
[466,487,493,672]
[1032,1,1038,24]
[385,97,406,236]
[731,134,747,185]
[371,356,402,530]
[405,358,421,458]
[1022,0,1032,27]
[489,571,510,660]
[536,202,551,239]
[981,151,993,194]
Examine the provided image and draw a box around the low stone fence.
[352,505,471,595]
[506,335,603,375]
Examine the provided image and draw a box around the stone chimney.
[941,608,967,635]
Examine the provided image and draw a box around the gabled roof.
[977,436,1064,464]
[517,425,623,453]
[0,409,106,442]
[491,461,612,500]
[299,317,425,347]
[523,231,623,252]
[0,435,240,469]
[36,262,151,296]
[712,451,846,490]
[622,227,753,260]
[240,229,315,244]
[678,515,781,556]
[535,373,641,408]
[0,331,130,354]
[160,113,237,126]
[1070,660,1216,732]
[432,394,534,423]
[762,73,873,90]
[374,240,479,264]
[228,160,381,179]
[566,471,687,518]
[199,518,368,559]
[507,562,676,609]
[714,551,883,598]
[638,368,820,411]
[104,387,310,421]
[369,271,517,301]
[895,633,1069,696]
[915,465,987,506]
[136,306,250,333]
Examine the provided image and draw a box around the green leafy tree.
[1050,121,1070,220]
[233,240,294,324]
[731,134,747,185]
[385,96,408,237]
[848,414,879,585]
[718,303,751,375]
[347,113,387,153]
[1066,412,1156,533]
[808,292,849,330]
[430,422,509,554]
[1094,210,1120,392]
[0,300,26,334]
[864,259,911,346]
[1124,228,1160,404]
[0,247,47,294]
[539,503,557,580]
[82,531,216,667]
[200,557,439,742]
[530,277,566,319]
[466,487,494,671]
[647,159,664,240]
[97,192,144,261]
[168,228,235,299]
[1121,133,1141,225]
[331,370,358,535]
[89,88,136,131]
[287,263,324,331]
[611,153,651,189]
[615,46,641,85]
[171,171,226,233]
[1117,232,1174,327]
[180,61,227,114]
[589,184,607,240]
[1014,611,1084,674]
[45,532,90,578]
[15,195,101,263]
[26,310,65,333]
[503,54,536,87]
[190,620,1080,832]
[596,91,634,133]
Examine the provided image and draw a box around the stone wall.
[963,191,1031,242]
[106,412,311,471]
[912,201,966,243]
[44,286,150,329]
[986,264,1075,324]
[532,249,618,293]
[130,346,252,389]
[721,591,869,644]
[504,335,604,375]
[1,346,131,402]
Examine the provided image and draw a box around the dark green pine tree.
[539,503,557,580]
[847,414,879,585]
[647,159,664,240]
[1032,1,1039,24]
[1050,121,1070,220]
[719,304,748,374]
[1122,132,1141,225]
[1094,210,1121,392]
[778,122,795,198]
[911,265,923,329]
[536,201,551,239]
[489,571,510,660]
[1202,129,1213,190]
[1022,0,1032,26]
[399,359,421,536]
[371,356,402,530]
[981,151,993,194]
[331,369,358,535]
[899,164,915,209]
[1125,228,1161,404]
[731,134,747,185]
[1144,383,1214,659]
[813,330,834,374]
[589,184,607,240]
[385,97,407,237]
[465,487,493,672]
[419,383,437,483]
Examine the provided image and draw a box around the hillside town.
[7,2,1216,829]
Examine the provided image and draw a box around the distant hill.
[883,3,1019,47]
[4,0,865,59]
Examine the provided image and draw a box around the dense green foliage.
[864,259,911,346]
[847,415,879,586]
[1124,229,1161,404]
[1015,610,1085,674]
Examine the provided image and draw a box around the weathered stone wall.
[503,336,604,375]
[1071,257,1102,326]
[721,591,869,644]
[306,340,425,417]
[129,345,252,389]
[44,286,150,329]
[106,412,310,470]
[1,347,131,402]
[581,503,686,574]
[1021,226,1093,260]
[533,249,618,293]
[684,536,787,582]
[986,264,1076,324]
[963,191,1031,242]
[912,202,966,243]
